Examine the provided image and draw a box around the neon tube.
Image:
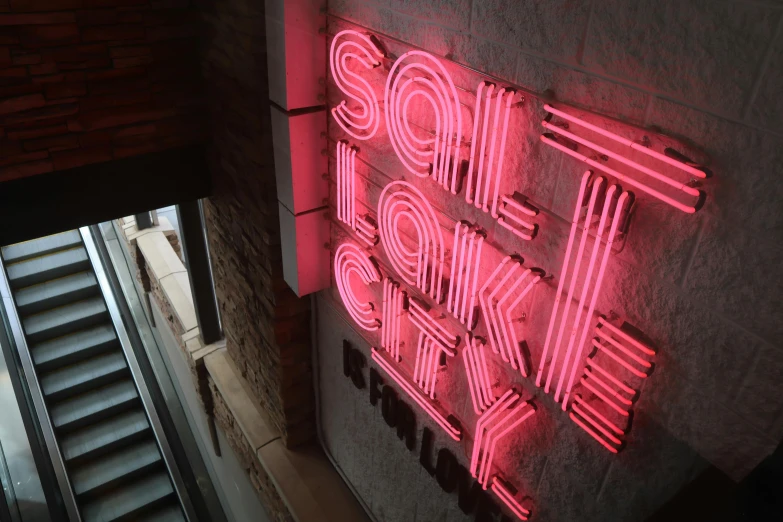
[541,134,700,213]
[466,234,485,329]
[544,104,707,179]
[560,191,632,409]
[584,369,633,406]
[479,256,512,355]
[372,348,461,440]
[337,141,343,223]
[554,184,616,403]
[447,221,463,314]
[481,88,506,212]
[495,268,532,370]
[476,339,494,406]
[504,273,541,377]
[330,31,382,140]
[473,392,520,480]
[470,389,516,477]
[480,403,535,488]
[597,318,656,355]
[394,286,403,360]
[350,146,357,230]
[580,378,629,417]
[542,120,701,197]
[413,332,425,383]
[574,394,625,435]
[592,339,648,378]
[572,403,623,445]
[464,340,484,414]
[545,176,605,394]
[490,92,515,218]
[586,360,637,396]
[465,82,486,204]
[537,172,592,388]
[491,478,531,520]
[473,83,495,207]
[569,412,619,454]
[384,51,463,191]
[459,231,477,323]
[334,244,381,331]
[497,218,535,241]
[502,196,538,217]
[378,181,445,300]
[486,261,523,361]
[498,207,536,231]
[409,299,459,350]
[595,328,652,368]
[476,394,523,485]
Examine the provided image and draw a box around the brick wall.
[199,0,315,448]
[318,0,783,521]
[0,0,205,181]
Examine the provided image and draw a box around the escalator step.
[23,297,107,343]
[51,380,139,434]
[41,351,128,402]
[16,271,100,316]
[31,323,118,373]
[5,247,90,289]
[137,502,185,522]
[71,439,163,499]
[1,231,82,264]
[81,471,174,522]
[61,409,150,465]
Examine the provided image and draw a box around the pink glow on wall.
[466,83,516,215]
[372,347,462,441]
[381,278,406,361]
[330,30,382,140]
[447,221,485,328]
[378,180,446,301]
[479,256,541,376]
[334,243,382,331]
[355,214,379,246]
[492,477,532,521]
[463,334,496,415]
[541,104,706,213]
[385,51,463,193]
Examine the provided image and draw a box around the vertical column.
[267,0,330,297]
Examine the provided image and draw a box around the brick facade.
[0,0,205,181]
[199,0,315,448]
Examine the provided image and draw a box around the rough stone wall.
[319,0,783,521]
[209,377,295,522]
[0,0,206,181]
[198,0,315,448]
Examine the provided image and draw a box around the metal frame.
[176,201,222,345]
[0,256,81,522]
[79,227,197,522]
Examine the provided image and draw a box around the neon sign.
[328,27,707,520]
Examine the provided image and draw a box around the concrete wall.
[316,1,783,521]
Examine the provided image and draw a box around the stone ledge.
[205,347,370,522]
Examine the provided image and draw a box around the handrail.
[0,253,81,521]
[79,227,197,522]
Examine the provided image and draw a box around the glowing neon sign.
[328,26,706,520]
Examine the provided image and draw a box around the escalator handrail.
[0,255,81,522]
[79,228,198,522]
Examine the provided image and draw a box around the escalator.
[0,230,188,522]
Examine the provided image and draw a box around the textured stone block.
[425,26,518,82]
[516,53,649,123]
[270,105,328,215]
[749,32,783,133]
[647,97,783,233]
[472,0,591,61]
[18,24,80,48]
[584,0,777,118]
[391,0,471,31]
[50,144,111,170]
[0,94,46,116]
[683,216,781,343]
